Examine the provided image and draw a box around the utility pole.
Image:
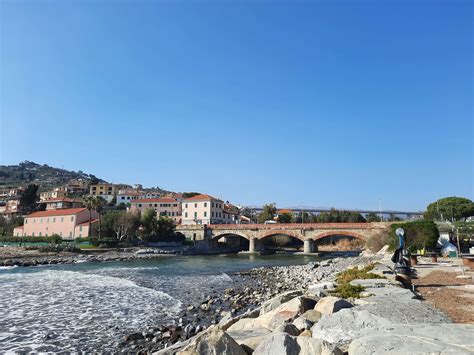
[379,198,383,222]
[301,202,304,224]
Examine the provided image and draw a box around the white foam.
[0,265,18,271]
[0,269,180,352]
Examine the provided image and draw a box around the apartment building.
[130,197,182,223]
[40,187,68,201]
[181,194,225,225]
[13,208,99,239]
[42,198,83,211]
[89,183,117,203]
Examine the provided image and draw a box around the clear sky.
[1,0,472,211]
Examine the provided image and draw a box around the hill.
[0,161,105,189]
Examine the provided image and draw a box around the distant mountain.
[0,161,105,189]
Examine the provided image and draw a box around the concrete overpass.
[176,222,392,253]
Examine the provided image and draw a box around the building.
[64,179,89,196]
[116,192,143,206]
[0,199,22,219]
[130,198,182,223]
[13,208,99,239]
[41,198,83,211]
[0,187,25,201]
[40,187,68,201]
[223,203,242,224]
[89,183,117,203]
[181,194,225,225]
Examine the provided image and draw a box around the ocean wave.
[0,265,18,271]
[0,269,181,352]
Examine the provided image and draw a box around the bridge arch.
[211,231,253,241]
[312,230,366,242]
[259,230,305,241]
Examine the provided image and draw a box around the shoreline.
[119,255,379,353]
[0,246,180,267]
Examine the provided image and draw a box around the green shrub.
[0,235,64,243]
[331,283,365,298]
[336,264,385,284]
[388,220,439,252]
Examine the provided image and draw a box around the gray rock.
[301,309,322,323]
[292,316,313,331]
[274,323,301,336]
[311,309,392,348]
[177,326,246,355]
[348,324,474,355]
[253,332,342,355]
[227,328,271,354]
[259,290,303,315]
[314,296,353,315]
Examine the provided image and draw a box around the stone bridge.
[176,222,392,253]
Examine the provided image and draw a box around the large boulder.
[258,296,315,330]
[311,309,391,349]
[177,326,246,355]
[227,328,271,354]
[314,296,353,315]
[229,296,314,332]
[259,290,303,315]
[292,310,322,331]
[253,332,342,355]
[348,324,474,355]
[274,323,301,336]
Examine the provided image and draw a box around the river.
[0,254,322,352]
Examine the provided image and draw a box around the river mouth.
[0,254,326,352]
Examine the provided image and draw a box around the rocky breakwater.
[147,259,474,355]
[0,247,178,267]
[121,256,379,352]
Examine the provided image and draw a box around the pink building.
[13,208,99,240]
[130,198,182,224]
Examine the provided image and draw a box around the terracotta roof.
[131,198,177,203]
[277,209,293,214]
[76,219,99,227]
[26,208,88,218]
[184,194,222,202]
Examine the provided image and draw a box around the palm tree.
[95,196,106,240]
[83,196,96,238]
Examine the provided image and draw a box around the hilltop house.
[13,208,99,239]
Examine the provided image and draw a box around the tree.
[258,203,277,223]
[112,211,140,242]
[140,208,157,238]
[0,215,6,236]
[20,184,39,213]
[278,212,293,223]
[388,220,439,252]
[83,195,99,237]
[94,196,106,240]
[424,197,474,222]
[294,211,311,223]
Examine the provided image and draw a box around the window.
[138,204,142,208]
[25,219,28,224]
[47,218,49,223]
[39,232,42,236]
[60,232,62,236]
[194,212,197,219]
[204,202,207,207]
[61,217,64,222]
[155,204,158,207]
[212,212,214,217]
[79,226,83,232]
[79,233,82,237]
[185,203,188,208]
[185,212,188,218]
[194,203,197,208]
[212,203,214,208]
[32,232,34,236]
[53,218,56,223]
[40,218,43,223]
[69,232,72,237]
[71,216,74,222]
[204,211,207,217]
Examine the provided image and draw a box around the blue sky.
[1,0,472,211]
